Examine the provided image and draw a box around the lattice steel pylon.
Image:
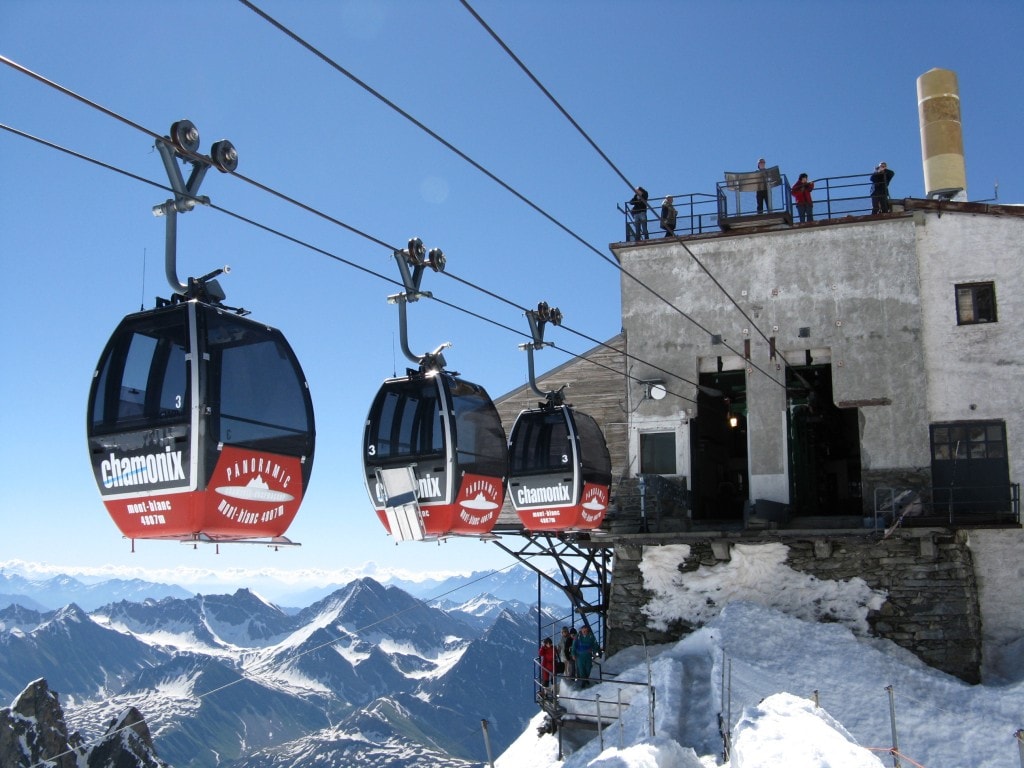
[491,530,613,644]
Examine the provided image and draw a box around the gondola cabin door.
[87,300,315,541]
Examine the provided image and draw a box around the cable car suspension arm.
[388,238,449,371]
[521,301,567,404]
[150,119,238,301]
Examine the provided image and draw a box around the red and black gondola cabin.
[87,299,315,542]
[363,370,507,540]
[507,405,611,531]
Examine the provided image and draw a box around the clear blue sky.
[2,1,1022,596]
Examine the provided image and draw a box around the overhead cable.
[234,1,776,387]
[0,120,695,404]
[458,0,800,386]
[0,50,701,399]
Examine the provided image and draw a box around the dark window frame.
[639,431,676,475]
[930,421,1006,463]
[955,281,997,325]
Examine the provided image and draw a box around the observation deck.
[619,170,889,240]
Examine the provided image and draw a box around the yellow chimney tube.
[917,68,967,200]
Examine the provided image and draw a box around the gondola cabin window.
[450,380,507,478]
[212,328,313,450]
[574,412,611,476]
[90,314,189,432]
[509,410,570,474]
[372,386,444,460]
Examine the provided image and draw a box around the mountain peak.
[0,678,168,767]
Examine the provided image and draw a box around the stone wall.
[606,529,983,683]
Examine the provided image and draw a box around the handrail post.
[886,685,902,768]
[558,713,564,761]
[618,687,625,748]
[649,685,656,738]
[645,635,655,736]
[727,657,732,744]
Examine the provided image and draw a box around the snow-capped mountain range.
[0,571,194,612]
[0,566,570,614]
[0,572,555,767]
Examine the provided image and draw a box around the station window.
[931,422,1006,461]
[640,431,676,474]
[955,282,997,325]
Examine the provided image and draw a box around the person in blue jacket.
[572,625,600,687]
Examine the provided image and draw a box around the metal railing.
[619,172,884,239]
[534,656,656,759]
[809,173,877,219]
[533,655,608,699]
[873,483,1020,529]
[619,191,719,241]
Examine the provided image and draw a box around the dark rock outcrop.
[0,678,168,767]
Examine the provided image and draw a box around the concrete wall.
[914,208,1024,485]
[612,206,1024,511]
[966,528,1024,678]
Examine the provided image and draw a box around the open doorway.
[691,369,748,520]
[786,364,862,517]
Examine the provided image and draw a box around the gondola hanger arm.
[150,119,238,301]
[519,301,567,404]
[388,238,450,370]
